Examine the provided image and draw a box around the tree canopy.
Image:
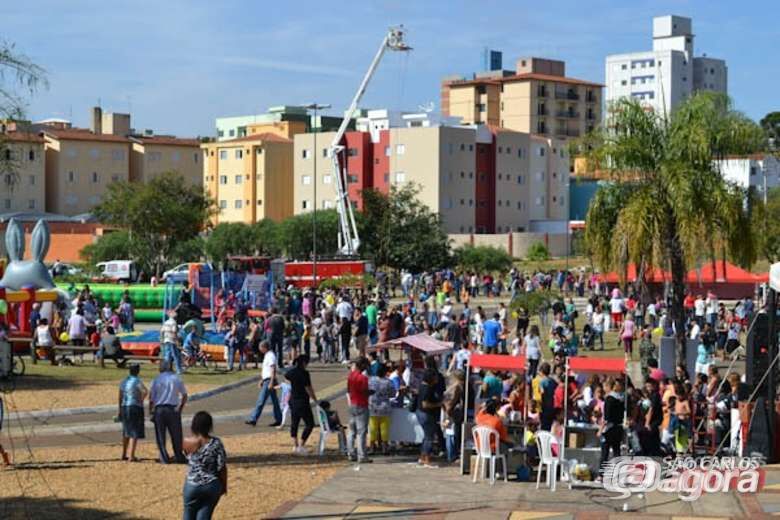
[91,171,214,276]
[360,183,452,272]
[455,245,513,273]
[760,111,780,149]
[580,93,765,356]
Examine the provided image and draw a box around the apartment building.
[441,57,602,139]
[43,127,131,216]
[130,135,202,186]
[0,130,46,212]
[202,133,294,224]
[717,155,780,198]
[605,15,727,115]
[294,111,569,234]
[215,105,348,141]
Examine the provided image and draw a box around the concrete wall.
[0,139,45,212]
[449,232,569,258]
[0,221,104,263]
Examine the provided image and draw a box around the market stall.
[459,353,526,475]
[562,356,626,476]
[369,334,453,443]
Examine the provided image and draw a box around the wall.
[447,85,478,124]
[500,81,532,133]
[0,221,104,263]
[44,138,131,215]
[0,139,45,212]
[261,140,294,221]
[448,232,569,258]
[130,142,201,186]
[494,131,530,232]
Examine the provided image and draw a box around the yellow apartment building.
[202,133,293,224]
[0,131,46,213]
[245,120,307,140]
[130,135,202,186]
[442,57,602,140]
[43,128,131,216]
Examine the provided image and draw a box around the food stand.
[369,334,453,443]
[459,353,527,475]
[562,356,626,475]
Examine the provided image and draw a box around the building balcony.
[586,112,597,120]
[554,90,579,100]
[586,93,598,103]
[538,108,548,116]
[537,88,547,98]
[555,127,581,138]
[555,110,580,119]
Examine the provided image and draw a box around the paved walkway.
[267,456,780,519]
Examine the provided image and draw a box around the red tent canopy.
[599,261,767,285]
[369,333,453,355]
[598,264,671,284]
[568,357,625,374]
[469,353,526,373]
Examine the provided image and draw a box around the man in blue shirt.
[481,313,503,354]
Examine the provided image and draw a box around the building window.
[3,199,10,209]
[219,200,227,209]
[469,144,474,151]
[234,200,243,209]
[469,172,474,179]
[29,175,35,185]
[301,149,310,159]
[219,175,227,184]
[347,148,358,157]
[347,174,358,184]
[66,148,77,158]
[89,148,100,159]
[385,146,391,157]
[477,103,486,112]
[228,129,235,137]
[28,199,35,209]
[91,172,99,183]
[460,199,465,206]
[498,200,502,207]
[234,150,242,159]
[506,147,511,155]
[517,175,523,184]
[538,147,545,157]
[518,148,523,158]
[235,175,242,184]
[323,174,332,184]
[517,201,522,210]
[302,200,310,210]
[460,144,465,151]
[322,148,329,157]
[112,149,125,161]
[395,144,405,155]
[256,148,263,155]
[621,64,627,70]
[498,173,502,180]
[217,130,224,138]
[194,152,199,163]
[257,199,262,205]
[28,150,35,161]
[219,150,228,160]
[498,146,503,153]
[302,175,312,185]
[469,199,473,207]
[394,172,406,183]
[68,171,75,183]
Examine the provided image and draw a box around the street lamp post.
[304,103,331,289]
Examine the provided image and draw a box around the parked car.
[162,263,210,284]
[50,262,82,277]
[96,260,139,282]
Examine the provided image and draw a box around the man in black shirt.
[640,378,663,456]
[268,308,285,365]
[285,355,317,454]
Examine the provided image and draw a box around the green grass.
[514,255,592,273]
[21,359,255,386]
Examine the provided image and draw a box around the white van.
[96,260,139,282]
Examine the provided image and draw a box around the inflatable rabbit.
[0,219,56,290]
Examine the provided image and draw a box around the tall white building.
[717,155,780,200]
[605,15,727,116]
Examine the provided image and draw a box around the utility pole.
[304,103,331,288]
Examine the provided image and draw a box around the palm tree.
[581,93,765,359]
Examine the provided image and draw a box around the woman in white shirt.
[591,305,605,350]
[523,325,542,378]
[34,318,55,365]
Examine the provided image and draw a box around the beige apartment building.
[202,133,294,224]
[43,128,131,215]
[0,131,46,213]
[442,57,602,139]
[130,135,202,186]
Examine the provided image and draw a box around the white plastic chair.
[471,426,507,485]
[535,431,560,491]
[316,406,332,456]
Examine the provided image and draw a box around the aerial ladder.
[328,26,411,256]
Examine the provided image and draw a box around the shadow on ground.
[0,496,136,519]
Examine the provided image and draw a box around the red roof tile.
[43,128,131,143]
[217,133,292,144]
[1,131,45,144]
[446,72,603,88]
[131,135,201,147]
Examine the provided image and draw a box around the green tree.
[753,186,780,263]
[251,219,282,257]
[581,93,764,358]
[455,245,513,273]
[760,111,780,149]
[204,223,255,264]
[526,242,551,262]
[80,230,132,266]
[92,171,214,276]
[277,209,341,260]
[1,42,47,190]
[360,183,451,272]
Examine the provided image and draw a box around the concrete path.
[267,456,764,519]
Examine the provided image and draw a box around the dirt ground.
[0,431,344,519]
[10,362,256,412]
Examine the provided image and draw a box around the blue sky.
[3,0,776,136]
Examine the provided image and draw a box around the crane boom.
[329,25,411,256]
